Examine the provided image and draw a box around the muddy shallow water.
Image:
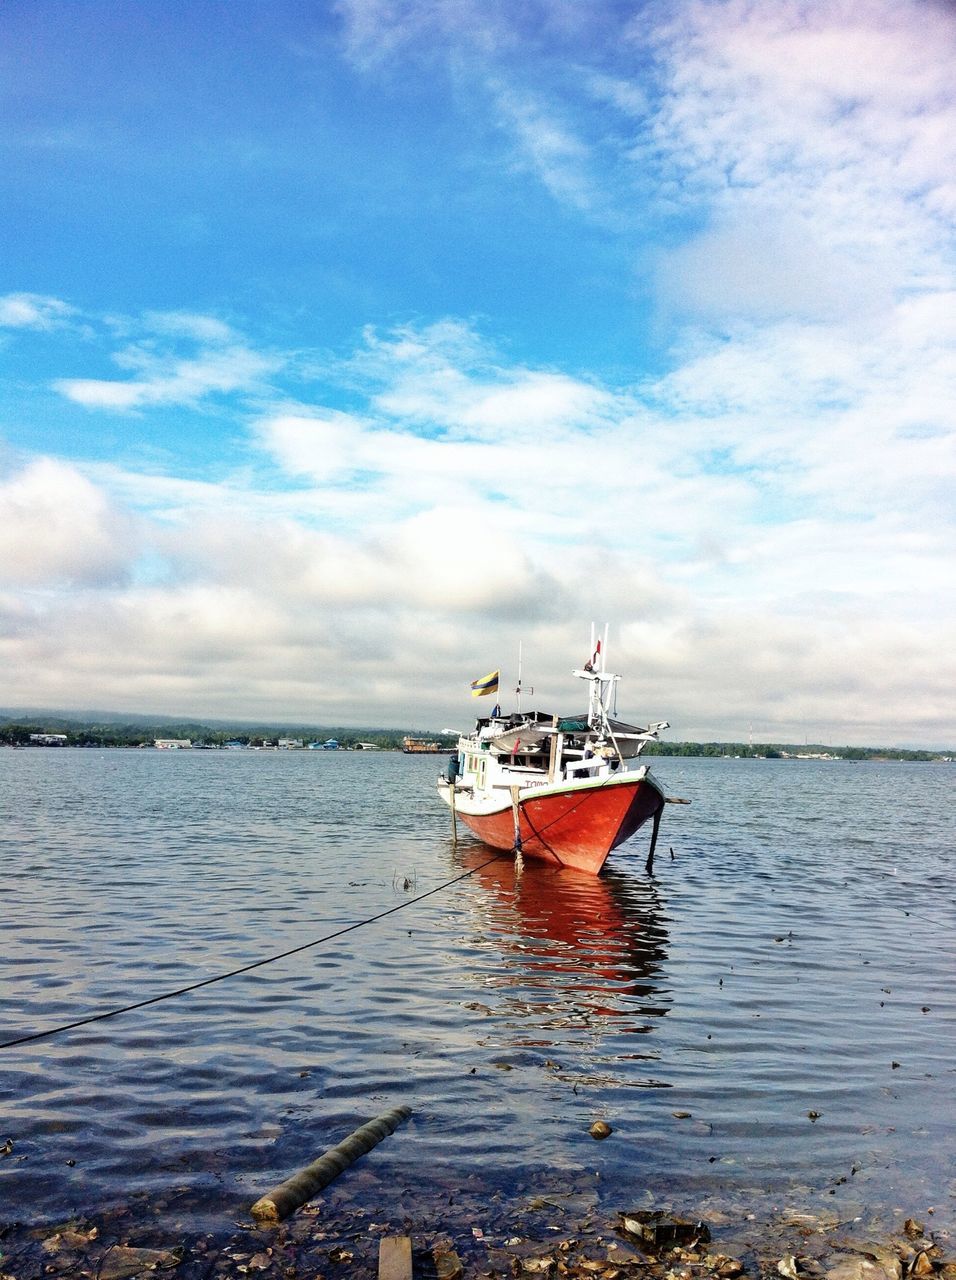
[1,751,954,1256]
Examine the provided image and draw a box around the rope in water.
[0,855,502,1051]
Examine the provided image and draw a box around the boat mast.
[601,622,610,719]
[516,640,522,714]
[584,622,616,736]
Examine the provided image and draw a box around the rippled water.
[1,749,954,1235]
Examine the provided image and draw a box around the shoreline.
[3,1188,953,1280]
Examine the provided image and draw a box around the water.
[1,749,954,1240]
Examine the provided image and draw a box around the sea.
[1,749,954,1246]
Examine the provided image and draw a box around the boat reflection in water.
[458,847,671,1068]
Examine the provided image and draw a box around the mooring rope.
[0,854,502,1051]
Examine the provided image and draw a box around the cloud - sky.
[2,0,954,744]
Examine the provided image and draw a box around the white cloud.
[641,0,956,316]
[2,511,952,743]
[343,320,618,441]
[656,214,896,324]
[490,84,594,210]
[0,459,138,587]
[53,312,279,411]
[59,379,152,411]
[334,0,524,67]
[141,312,238,344]
[260,412,369,483]
[0,292,75,330]
[4,272,954,739]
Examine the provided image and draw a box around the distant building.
[154,739,192,749]
[29,733,68,746]
[277,738,304,749]
[355,742,379,750]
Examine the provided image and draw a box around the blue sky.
[2,0,955,745]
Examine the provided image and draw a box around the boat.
[436,634,672,875]
[402,736,446,754]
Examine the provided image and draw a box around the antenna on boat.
[576,622,620,737]
[516,640,522,714]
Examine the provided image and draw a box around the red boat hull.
[454,774,665,875]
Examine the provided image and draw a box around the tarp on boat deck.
[558,715,650,735]
[490,725,550,752]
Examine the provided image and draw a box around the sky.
[2,0,955,746]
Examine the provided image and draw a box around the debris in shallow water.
[589,1121,613,1140]
[825,1256,900,1280]
[712,1255,745,1277]
[6,1184,956,1280]
[673,1111,693,1119]
[807,1111,822,1121]
[433,1245,464,1279]
[518,1256,554,1273]
[619,1210,711,1249]
[99,1244,182,1279]
[842,1243,901,1280]
[904,1220,924,1239]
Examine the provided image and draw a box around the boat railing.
[564,756,608,776]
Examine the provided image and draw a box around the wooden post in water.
[509,785,522,854]
[251,1105,412,1223]
[379,1237,413,1280]
[645,807,662,875]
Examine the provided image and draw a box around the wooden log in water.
[250,1105,412,1223]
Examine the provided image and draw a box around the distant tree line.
[641,740,947,762]
[0,717,454,751]
[0,716,948,760]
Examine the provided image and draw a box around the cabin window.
[476,758,487,788]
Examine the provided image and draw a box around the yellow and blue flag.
[470,669,499,697]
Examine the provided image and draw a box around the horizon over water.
[1,750,954,1247]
